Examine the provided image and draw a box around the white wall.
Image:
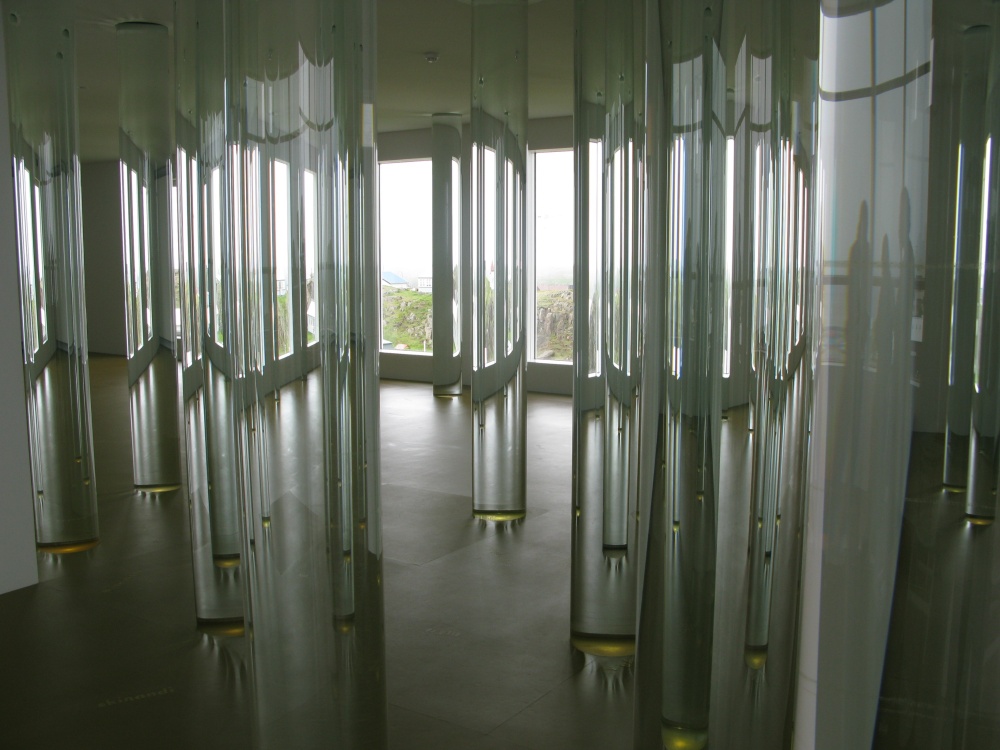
[81,160,126,356]
[0,2,40,594]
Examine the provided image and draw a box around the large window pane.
[272,158,292,359]
[379,159,433,353]
[303,168,318,345]
[533,149,574,361]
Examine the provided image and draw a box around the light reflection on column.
[794,1,929,747]
[944,27,991,490]
[118,22,183,494]
[966,21,1000,524]
[228,0,387,746]
[471,0,528,521]
[4,2,99,551]
[570,0,641,659]
[173,0,245,634]
[636,4,725,748]
[432,113,463,396]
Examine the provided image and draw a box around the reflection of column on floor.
[570,396,638,657]
[31,351,99,548]
[185,380,243,630]
[130,349,182,491]
[205,361,241,565]
[242,367,386,747]
[473,363,527,519]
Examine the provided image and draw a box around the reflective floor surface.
[3,357,998,748]
[0,357,633,749]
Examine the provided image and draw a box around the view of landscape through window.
[379,159,434,352]
[378,149,573,360]
[533,149,573,361]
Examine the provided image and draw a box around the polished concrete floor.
[0,356,633,749]
[4,356,1000,748]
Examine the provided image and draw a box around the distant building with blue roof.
[381,271,408,289]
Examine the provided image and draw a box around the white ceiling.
[46,0,1000,162]
[68,0,573,162]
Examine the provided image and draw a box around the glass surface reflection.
[432,114,463,396]
[965,22,1000,523]
[4,2,98,550]
[118,22,182,493]
[944,26,991,491]
[173,0,244,629]
[471,0,528,520]
[570,0,641,658]
[228,0,387,745]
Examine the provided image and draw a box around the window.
[303,169,318,345]
[379,159,433,353]
[272,158,292,359]
[532,149,574,362]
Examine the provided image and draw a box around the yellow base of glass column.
[570,633,635,657]
[661,721,708,750]
[744,644,768,670]
[213,554,241,569]
[136,483,183,494]
[37,539,99,554]
[472,510,526,522]
[966,514,994,527]
[196,618,245,637]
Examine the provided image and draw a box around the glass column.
[172,0,244,630]
[570,0,641,657]
[118,22,183,494]
[432,113,463,396]
[966,21,1000,523]
[471,0,528,521]
[944,27,991,489]
[230,0,386,745]
[4,1,98,552]
[635,3,726,748]
[794,2,930,747]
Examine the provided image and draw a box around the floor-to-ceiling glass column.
[570,0,642,657]
[794,2,930,747]
[172,0,244,630]
[231,0,386,745]
[4,1,98,552]
[635,3,726,747]
[118,21,182,494]
[432,113,463,396]
[966,22,1000,523]
[471,0,528,521]
[943,26,991,489]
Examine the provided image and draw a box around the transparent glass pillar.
[172,0,244,629]
[794,3,929,747]
[966,21,1000,523]
[569,0,641,657]
[230,0,386,745]
[740,1,816,682]
[634,4,726,748]
[944,27,991,489]
[4,2,99,551]
[118,22,183,493]
[471,0,528,520]
[432,114,463,396]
